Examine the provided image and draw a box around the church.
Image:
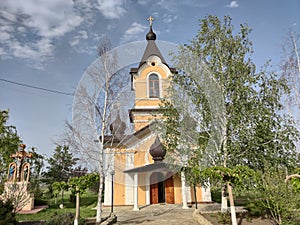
[103,17,211,211]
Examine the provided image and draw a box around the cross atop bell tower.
[147,16,154,27]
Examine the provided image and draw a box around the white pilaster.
[181,171,189,209]
[133,172,139,211]
[145,173,150,205]
[125,153,134,205]
[103,153,114,206]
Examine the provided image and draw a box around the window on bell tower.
[148,73,160,98]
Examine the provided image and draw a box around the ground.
[102,204,197,225]
[197,203,273,225]
[101,203,274,225]
[202,213,273,225]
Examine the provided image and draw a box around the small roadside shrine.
[1,144,34,211]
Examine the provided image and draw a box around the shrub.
[0,200,18,225]
[44,212,86,225]
[250,169,300,225]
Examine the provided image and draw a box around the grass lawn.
[16,190,98,221]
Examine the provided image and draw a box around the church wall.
[134,99,162,108]
[173,173,182,204]
[138,174,146,205]
[113,153,127,205]
[134,135,156,167]
[135,82,147,99]
[189,185,203,203]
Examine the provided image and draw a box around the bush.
[0,200,18,225]
[249,169,300,225]
[44,212,87,225]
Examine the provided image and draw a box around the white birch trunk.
[74,187,80,225]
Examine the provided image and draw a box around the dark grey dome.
[146,27,156,40]
[149,137,166,162]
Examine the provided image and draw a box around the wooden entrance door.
[165,173,174,204]
[150,172,165,204]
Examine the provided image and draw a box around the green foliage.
[68,173,99,194]
[0,200,18,225]
[199,165,256,188]
[162,14,298,185]
[43,212,86,225]
[42,145,78,196]
[290,168,300,193]
[52,181,69,195]
[44,212,74,225]
[27,147,44,199]
[216,212,231,225]
[248,168,300,225]
[0,110,21,181]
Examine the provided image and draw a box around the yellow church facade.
[103,18,211,210]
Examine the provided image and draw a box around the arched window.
[148,74,160,98]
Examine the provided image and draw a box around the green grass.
[16,190,97,222]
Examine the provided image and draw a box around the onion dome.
[146,26,156,41]
[149,137,166,163]
[110,112,126,138]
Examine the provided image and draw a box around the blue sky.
[0,0,299,157]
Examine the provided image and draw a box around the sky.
[0,0,299,158]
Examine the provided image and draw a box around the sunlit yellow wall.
[138,175,146,205]
[113,149,127,205]
[173,173,182,204]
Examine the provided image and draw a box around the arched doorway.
[150,172,165,204]
[165,172,174,204]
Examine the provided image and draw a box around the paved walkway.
[102,204,198,225]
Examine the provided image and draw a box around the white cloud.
[70,30,89,47]
[0,47,6,56]
[121,22,148,43]
[137,0,151,5]
[226,1,239,8]
[0,31,10,41]
[0,0,84,69]
[2,0,84,38]
[7,38,54,69]
[96,0,126,19]
[163,14,178,24]
[156,0,214,12]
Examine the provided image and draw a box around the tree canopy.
[0,110,21,182]
[43,145,78,186]
[162,15,298,173]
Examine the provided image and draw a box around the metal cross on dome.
[147,16,154,26]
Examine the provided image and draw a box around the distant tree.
[27,147,44,199]
[52,181,68,205]
[161,15,298,225]
[0,110,21,183]
[42,145,78,196]
[70,166,88,178]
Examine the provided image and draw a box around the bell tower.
[129,16,176,131]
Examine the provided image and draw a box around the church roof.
[138,36,167,68]
[123,162,170,173]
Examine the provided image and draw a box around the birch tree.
[64,36,130,224]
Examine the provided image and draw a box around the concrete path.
[102,204,198,225]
